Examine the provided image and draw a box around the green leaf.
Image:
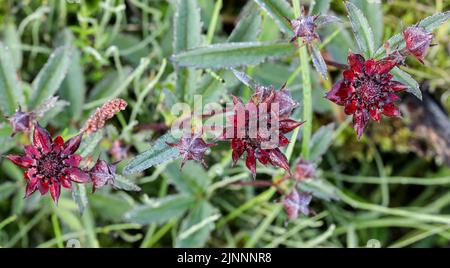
[391,67,422,100]
[113,175,141,192]
[309,44,328,79]
[176,201,219,248]
[0,42,24,115]
[345,1,375,58]
[71,184,88,214]
[309,123,335,163]
[30,46,72,108]
[173,0,202,53]
[172,42,295,69]
[124,194,196,224]
[228,3,262,42]
[59,31,85,121]
[1,22,22,70]
[350,0,383,48]
[310,0,332,15]
[0,182,16,202]
[374,11,450,58]
[164,160,211,195]
[253,0,294,35]
[90,193,133,221]
[123,133,180,174]
[78,130,104,158]
[299,178,339,202]
[174,0,202,102]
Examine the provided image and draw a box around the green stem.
[51,213,64,248]
[205,0,223,45]
[293,0,312,160]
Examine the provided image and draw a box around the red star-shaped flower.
[7,124,90,203]
[224,84,302,178]
[326,51,407,138]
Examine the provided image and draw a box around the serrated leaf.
[374,11,450,58]
[124,194,195,224]
[176,201,219,248]
[30,46,72,108]
[309,123,335,163]
[345,1,375,58]
[1,22,22,70]
[123,133,180,174]
[309,44,328,79]
[0,42,24,115]
[172,42,295,69]
[113,175,141,192]
[253,0,294,34]
[391,67,422,100]
[228,3,262,42]
[350,0,383,48]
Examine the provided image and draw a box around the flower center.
[354,77,382,105]
[37,153,65,178]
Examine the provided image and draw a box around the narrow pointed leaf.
[228,3,262,42]
[30,46,72,108]
[253,0,294,34]
[309,44,328,79]
[0,42,24,115]
[172,42,295,69]
[391,67,422,100]
[123,133,180,174]
[345,1,375,57]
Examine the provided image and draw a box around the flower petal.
[347,51,365,74]
[50,180,61,204]
[63,134,82,155]
[279,119,302,134]
[38,180,50,195]
[344,99,358,115]
[245,148,257,179]
[7,155,35,168]
[326,80,353,106]
[369,107,381,122]
[24,145,41,159]
[33,124,52,153]
[63,154,82,167]
[267,148,290,172]
[65,167,91,183]
[60,176,73,189]
[389,81,407,92]
[352,109,369,139]
[382,103,401,117]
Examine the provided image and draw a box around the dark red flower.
[167,135,216,168]
[5,106,34,136]
[90,159,116,193]
[326,51,406,138]
[403,26,434,64]
[224,84,302,178]
[283,189,312,220]
[7,124,90,203]
[293,159,315,181]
